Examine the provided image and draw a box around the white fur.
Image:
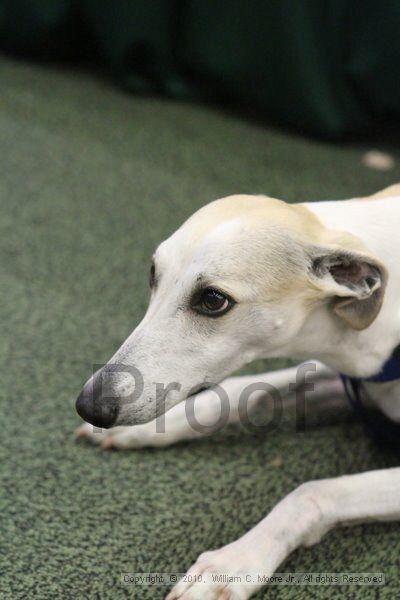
[77,188,400,600]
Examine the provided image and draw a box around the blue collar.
[341,345,400,448]
[364,345,400,383]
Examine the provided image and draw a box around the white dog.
[76,184,400,600]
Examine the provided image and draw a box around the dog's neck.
[293,197,400,377]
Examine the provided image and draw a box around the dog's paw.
[75,422,107,444]
[165,545,263,600]
[75,423,153,450]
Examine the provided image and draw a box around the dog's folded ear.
[308,247,388,330]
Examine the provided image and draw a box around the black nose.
[76,372,119,428]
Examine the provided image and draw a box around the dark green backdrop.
[1,0,400,138]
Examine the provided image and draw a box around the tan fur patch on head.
[184,194,373,255]
[182,195,326,246]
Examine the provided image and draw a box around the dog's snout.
[76,370,119,428]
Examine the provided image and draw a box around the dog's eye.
[193,288,234,317]
[149,263,156,288]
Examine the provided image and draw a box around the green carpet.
[1,55,399,599]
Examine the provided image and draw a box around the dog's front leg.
[167,467,400,600]
[75,362,340,449]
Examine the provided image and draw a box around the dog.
[76,184,400,599]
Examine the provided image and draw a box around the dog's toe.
[100,426,153,450]
[75,424,149,450]
[101,435,118,450]
[75,422,106,444]
[166,582,240,600]
[166,544,263,600]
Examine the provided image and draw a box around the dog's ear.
[309,247,388,330]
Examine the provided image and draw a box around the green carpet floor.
[1,55,400,599]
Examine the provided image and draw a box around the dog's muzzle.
[76,368,119,428]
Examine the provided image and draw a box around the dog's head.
[76,195,387,427]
